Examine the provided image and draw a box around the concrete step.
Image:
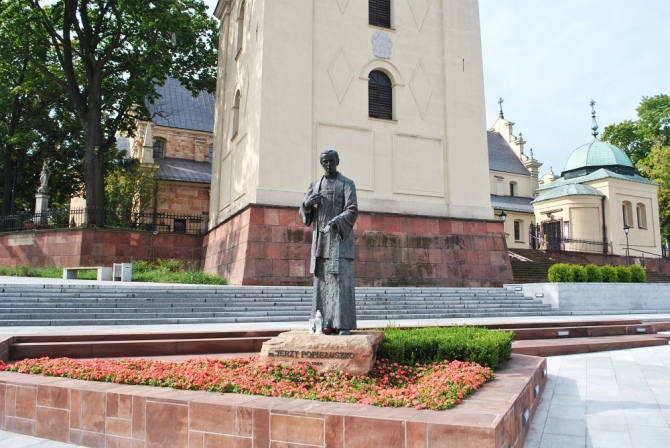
[512,335,669,357]
[10,336,272,360]
[509,323,658,340]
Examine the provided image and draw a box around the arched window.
[510,181,517,197]
[369,0,391,28]
[209,145,213,164]
[231,90,241,140]
[368,70,392,120]
[236,1,246,59]
[153,139,165,158]
[636,203,647,229]
[622,201,633,227]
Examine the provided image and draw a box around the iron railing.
[0,207,207,235]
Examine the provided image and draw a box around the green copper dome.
[563,139,634,173]
[561,102,636,179]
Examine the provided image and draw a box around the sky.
[203,0,670,178]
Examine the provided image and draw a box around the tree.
[603,94,670,242]
[0,1,84,214]
[602,94,670,165]
[636,145,670,242]
[4,0,217,216]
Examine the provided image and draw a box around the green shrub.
[615,266,632,283]
[628,264,647,283]
[548,263,574,282]
[156,258,184,273]
[600,265,618,282]
[585,264,603,282]
[131,260,154,273]
[378,326,513,370]
[569,265,588,282]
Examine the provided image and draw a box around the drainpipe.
[601,197,607,254]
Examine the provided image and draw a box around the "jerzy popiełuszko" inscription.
[269,350,355,360]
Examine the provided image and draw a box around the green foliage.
[585,264,603,282]
[614,266,632,283]
[378,326,513,370]
[547,263,574,282]
[636,145,670,242]
[628,264,647,283]
[600,265,618,283]
[2,0,218,210]
[602,94,670,240]
[0,260,226,285]
[0,1,84,213]
[105,163,158,214]
[569,265,588,282]
[156,258,184,273]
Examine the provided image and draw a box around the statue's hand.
[321,219,338,234]
[304,192,323,208]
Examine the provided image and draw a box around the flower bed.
[0,355,492,411]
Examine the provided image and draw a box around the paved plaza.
[1,277,669,447]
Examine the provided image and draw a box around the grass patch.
[0,259,226,285]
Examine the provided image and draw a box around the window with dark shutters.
[368,70,393,120]
[369,0,391,28]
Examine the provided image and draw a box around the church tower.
[205,0,511,286]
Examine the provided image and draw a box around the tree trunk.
[1,145,15,216]
[83,76,105,222]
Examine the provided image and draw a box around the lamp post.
[623,225,630,266]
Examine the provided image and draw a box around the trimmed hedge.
[547,263,573,282]
[600,265,619,282]
[629,264,647,283]
[548,263,646,283]
[379,326,513,370]
[585,264,603,282]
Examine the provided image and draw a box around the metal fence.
[0,207,207,235]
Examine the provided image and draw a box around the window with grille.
[368,70,393,120]
[153,139,165,158]
[369,0,391,28]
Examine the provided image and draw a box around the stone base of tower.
[202,205,513,287]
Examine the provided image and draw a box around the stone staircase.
[0,283,559,327]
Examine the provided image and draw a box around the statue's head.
[320,149,340,175]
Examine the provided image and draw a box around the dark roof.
[146,78,215,133]
[487,131,530,176]
[155,157,211,184]
[490,195,535,214]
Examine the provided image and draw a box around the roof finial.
[498,97,504,119]
[589,100,599,138]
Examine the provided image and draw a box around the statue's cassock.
[300,171,358,332]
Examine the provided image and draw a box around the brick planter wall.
[0,354,547,448]
[203,205,513,287]
[0,229,203,269]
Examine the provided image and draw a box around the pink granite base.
[0,354,546,448]
[203,205,513,287]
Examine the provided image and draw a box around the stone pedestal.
[258,330,384,376]
[202,204,513,287]
[35,193,50,226]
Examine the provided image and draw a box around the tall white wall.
[211,0,493,227]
